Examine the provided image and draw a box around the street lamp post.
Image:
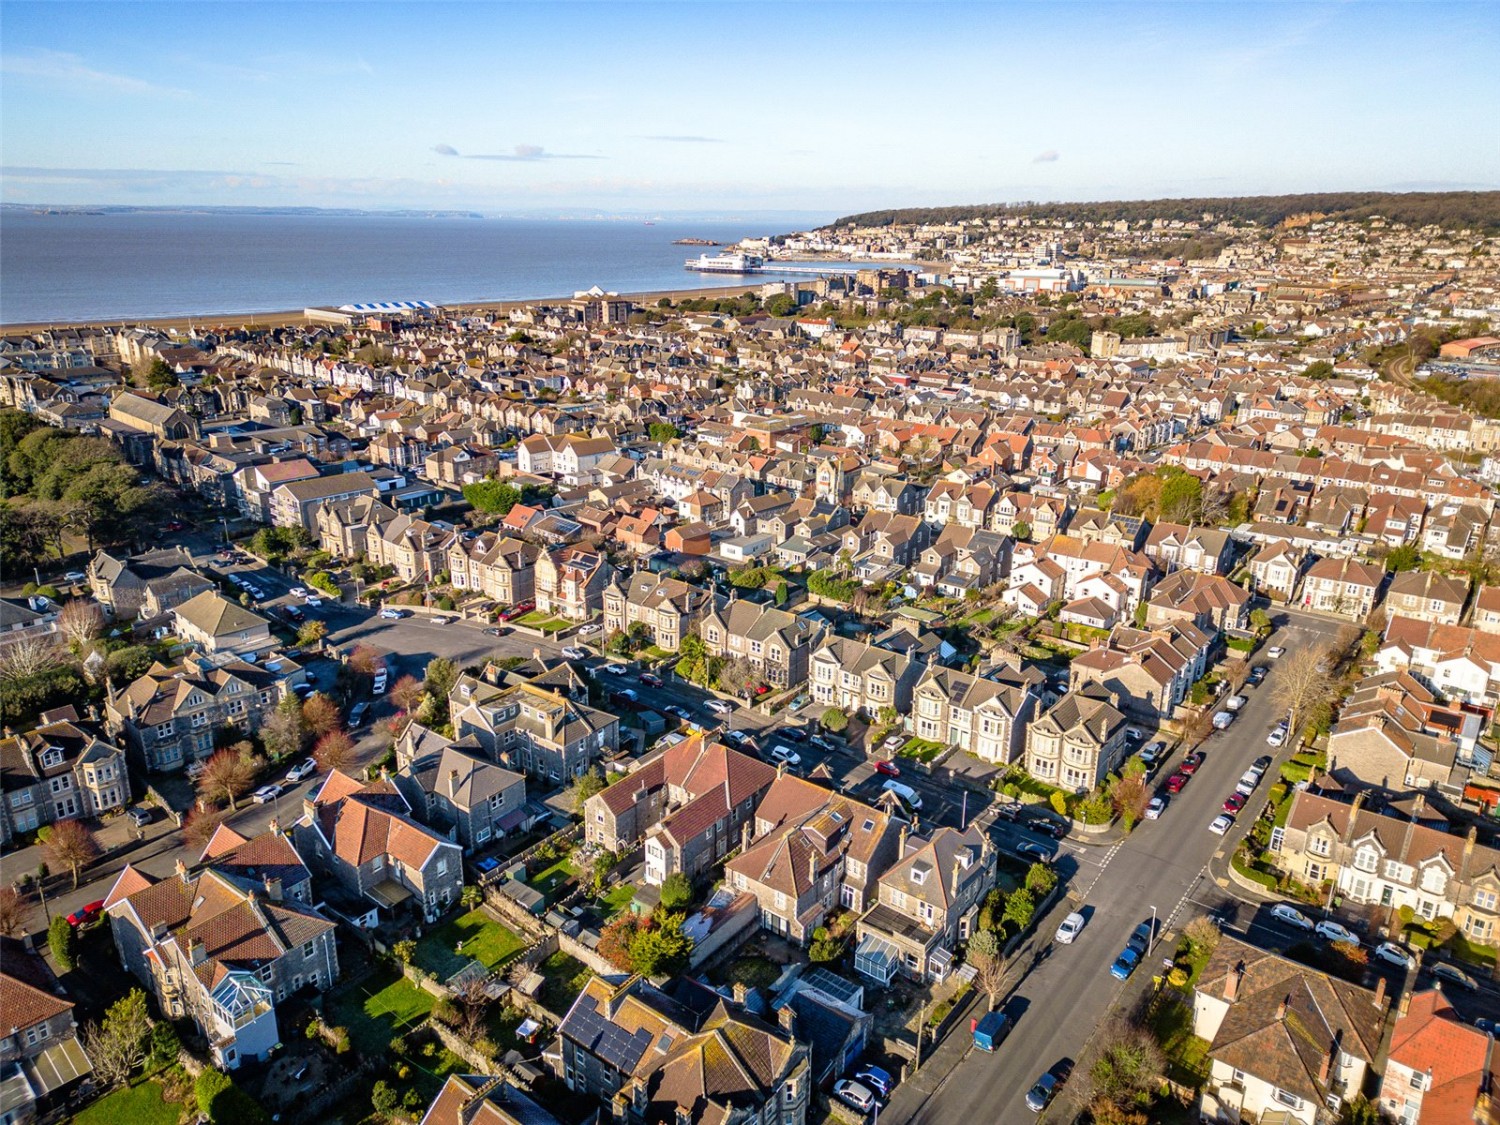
[1150,904,1158,954]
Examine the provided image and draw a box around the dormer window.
[40,748,63,769]
[1353,848,1378,873]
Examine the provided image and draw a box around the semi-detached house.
[0,710,128,843]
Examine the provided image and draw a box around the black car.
[1252,755,1273,772]
[1126,919,1156,957]
[779,726,808,743]
[1025,816,1068,840]
[1247,665,1268,685]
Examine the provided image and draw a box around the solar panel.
[565,1001,653,1072]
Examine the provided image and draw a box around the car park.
[853,1066,893,1098]
[1145,795,1167,820]
[1110,947,1140,981]
[705,700,733,716]
[1025,1072,1059,1113]
[286,758,317,782]
[1166,772,1190,794]
[66,901,105,928]
[1267,646,1286,659]
[561,646,587,660]
[1427,962,1478,991]
[1222,793,1247,813]
[1208,813,1235,835]
[873,759,901,777]
[1374,941,1416,971]
[127,806,152,828]
[833,1080,877,1114]
[1271,903,1315,932]
[253,784,284,804]
[1212,710,1235,730]
[1055,912,1086,944]
[1314,919,1360,946]
[770,745,802,767]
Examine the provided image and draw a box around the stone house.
[809,637,922,719]
[448,531,539,606]
[171,592,273,657]
[603,572,715,652]
[1384,570,1468,627]
[908,664,1040,765]
[1301,557,1385,619]
[698,597,822,690]
[1024,683,1128,791]
[0,711,128,842]
[534,546,610,621]
[449,676,619,784]
[394,725,528,852]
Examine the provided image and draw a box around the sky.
[2,0,1498,216]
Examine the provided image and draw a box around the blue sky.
[2,1,1497,214]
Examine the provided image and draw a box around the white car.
[290,586,308,597]
[578,623,602,635]
[1225,694,1248,712]
[1373,941,1416,971]
[560,646,587,660]
[769,745,802,767]
[1145,795,1167,820]
[724,729,750,745]
[600,663,629,676]
[1270,903,1315,932]
[1314,919,1360,946]
[833,1080,877,1114]
[1208,813,1234,835]
[1267,646,1287,660]
[252,784,284,805]
[1267,726,1288,747]
[705,700,733,716]
[304,596,323,608]
[881,734,905,751]
[1212,711,1235,730]
[285,758,317,783]
[380,608,402,619]
[1054,912,1085,944]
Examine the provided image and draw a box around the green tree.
[463,479,522,515]
[1012,520,1031,540]
[423,656,459,723]
[567,766,606,812]
[590,849,618,894]
[296,620,329,648]
[1158,471,1204,523]
[1001,887,1035,933]
[1384,543,1421,571]
[648,422,681,443]
[1249,608,1272,633]
[461,884,483,910]
[1302,360,1335,380]
[820,707,849,733]
[48,915,76,971]
[1024,862,1058,897]
[629,912,693,977]
[659,872,693,911]
[371,1080,400,1115]
[392,939,417,965]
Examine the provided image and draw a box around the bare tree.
[454,974,492,1042]
[300,693,340,736]
[390,674,424,713]
[0,633,65,682]
[182,806,225,850]
[1270,645,1334,745]
[0,885,27,937]
[57,599,104,651]
[80,989,152,1088]
[348,644,383,676]
[197,748,258,810]
[46,819,100,889]
[260,699,308,760]
[967,928,1009,1011]
[314,729,357,774]
[1111,772,1150,828]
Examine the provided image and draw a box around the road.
[886,617,1343,1124]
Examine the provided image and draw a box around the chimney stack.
[175,859,189,884]
[808,850,817,888]
[449,768,461,797]
[951,857,963,898]
[268,817,280,836]
[731,982,749,1006]
[1276,996,1287,1021]
[1374,975,1388,1010]
[1399,984,1412,1017]
[263,875,282,902]
[898,824,909,854]
[778,1003,797,1037]
[1224,961,1244,1003]
[1319,1043,1335,1084]
[188,938,206,966]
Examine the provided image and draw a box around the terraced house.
[809,637,922,718]
[449,676,619,782]
[106,656,296,773]
[103,850,337,1071]
[698,597,822,689]
[909,664,1041,765]
[0,710,128,842]
[1273,791,1500,948]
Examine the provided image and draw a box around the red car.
[500,601,536,621]
[164,520,186,532]
[1222,793,1247,813]
[1180,752,1205,775]
[873,760,901,777]
[1165,772,1190,794]
[66,900,105,928]
[639,672,663,688]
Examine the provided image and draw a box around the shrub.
[820,707,849,733]
[48,915,76,971]
[371,1080,400,1114]
[1048,791,1069,817]
[437,595,455,611]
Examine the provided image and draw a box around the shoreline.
[0,260,945,335]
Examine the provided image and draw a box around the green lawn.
[530,856,579,899]
[72,1079,179,1125]
[599,882,637,917]
[897,738,945,763]
[415,908,528,980]
[1149,994,1211,1087]
[962,608,995,626]
[717,955,782,990]
[537,951,594,1015]
[516,611,572,633]
[327,967,436,1056]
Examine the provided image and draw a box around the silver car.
[1314,919,1359,946]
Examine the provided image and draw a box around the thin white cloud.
[1033,150,1060,163]
[1,49,189,97]
[645,135,724,144]
[432,144,602,162]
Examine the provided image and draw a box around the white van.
[882,779,923,810]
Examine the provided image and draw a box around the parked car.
[1016,840,1052,862]
[1373,941,1416,971]
[639,672,663,688]
[789,694,810,712]
[1127,920,1155,956]
[1026,817,1068,840]
[1055,912,1086,944]
[1222,793,1247,813]
[483,626,507,636]
[283,605,305,623]
[126,806,152,828]
[252,784,284,804]
[1247,665,1268,685]
[286,758,317,783]
[1314,919,1360,946]
[779,726,808,742]
[809,734,835,752]
[1025,1072,1059,1113]
[1267,725,1288,747]
[611,688,639,707]
[1139,741,1166,770]
[1225,694,1248,712]
[881,779,923,810]
[560,646,587,660]
[1180,752,1204,775]
[881,734,905,751]
[1145,795,1167,820]
[665,705,691,720]
[1267,646,1287,659]
[853,1066,893,1098]
[1236,768,1264,796]
[66,901,105,928]
[1428,962,1479,992]
[1208,813,1235,835]
[833,1080,877,1114]
[1252,755,1273,772]
[290,586,308,597]
[1212,710,1235,730]
[63,570,87,583]
[723,729,750,745]
[1109,947,1140,981]
[972,1010,1011,1052]
[873,759,901,778]
[1270,903,1315,932]
[705,700,733,716]
[578,623,602,636]
[769,745,803,767]
[380,607,404,619]
[1166,772,1190,794]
